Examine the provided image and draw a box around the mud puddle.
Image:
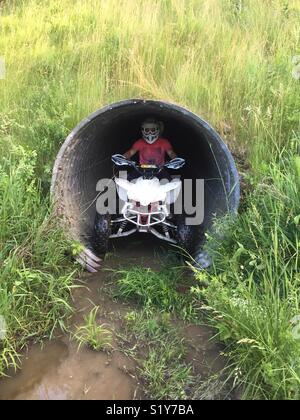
[0,339,139,400]
[0,236,228,400]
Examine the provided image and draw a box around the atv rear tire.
[94,213,111,255]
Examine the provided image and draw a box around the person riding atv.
[123,118,177,180]
[93,118,194,255]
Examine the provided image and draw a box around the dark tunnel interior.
[52,99,240,270]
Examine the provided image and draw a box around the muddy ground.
[0,236,231,400]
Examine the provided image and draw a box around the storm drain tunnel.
[51,99,240,271]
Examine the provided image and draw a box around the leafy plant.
[74,306,112,352]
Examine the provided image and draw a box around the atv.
[94,154,194,255]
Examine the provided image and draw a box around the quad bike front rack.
[109,214,177,244]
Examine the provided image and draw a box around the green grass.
[191,149,300,399]
[113,264,197,320]
[74,306,112,351]
[0,0,299,399]
[120,307,194,399]
[114,269,228,399]
[0,144,78,375]
[0,0,299,166]
[112,265,197,399]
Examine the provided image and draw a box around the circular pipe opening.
[51,99,239,271]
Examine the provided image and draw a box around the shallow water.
[0,338,139,400]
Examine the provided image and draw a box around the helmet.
[141,118,161,144]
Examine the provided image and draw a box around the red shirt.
[132,138,172,166]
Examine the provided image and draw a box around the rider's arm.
[166,148,177,160]
[163,138,177,160]
[124,148,137,159]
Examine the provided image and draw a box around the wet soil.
[0,339,139,400]
[0,236,227,400]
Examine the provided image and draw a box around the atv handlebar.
[164,157,186,170]
[111,154,185,171]
[111,154,135,167]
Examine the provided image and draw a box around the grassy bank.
[0,0,299,398]
[0,144,77,373]
[193,150,300,399]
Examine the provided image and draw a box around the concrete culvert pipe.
[51,99,240,272]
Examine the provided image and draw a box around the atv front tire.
[175,214,195,255]
[94,212,111,255]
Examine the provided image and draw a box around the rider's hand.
[165,157,185,169]
[170,157,185,164]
